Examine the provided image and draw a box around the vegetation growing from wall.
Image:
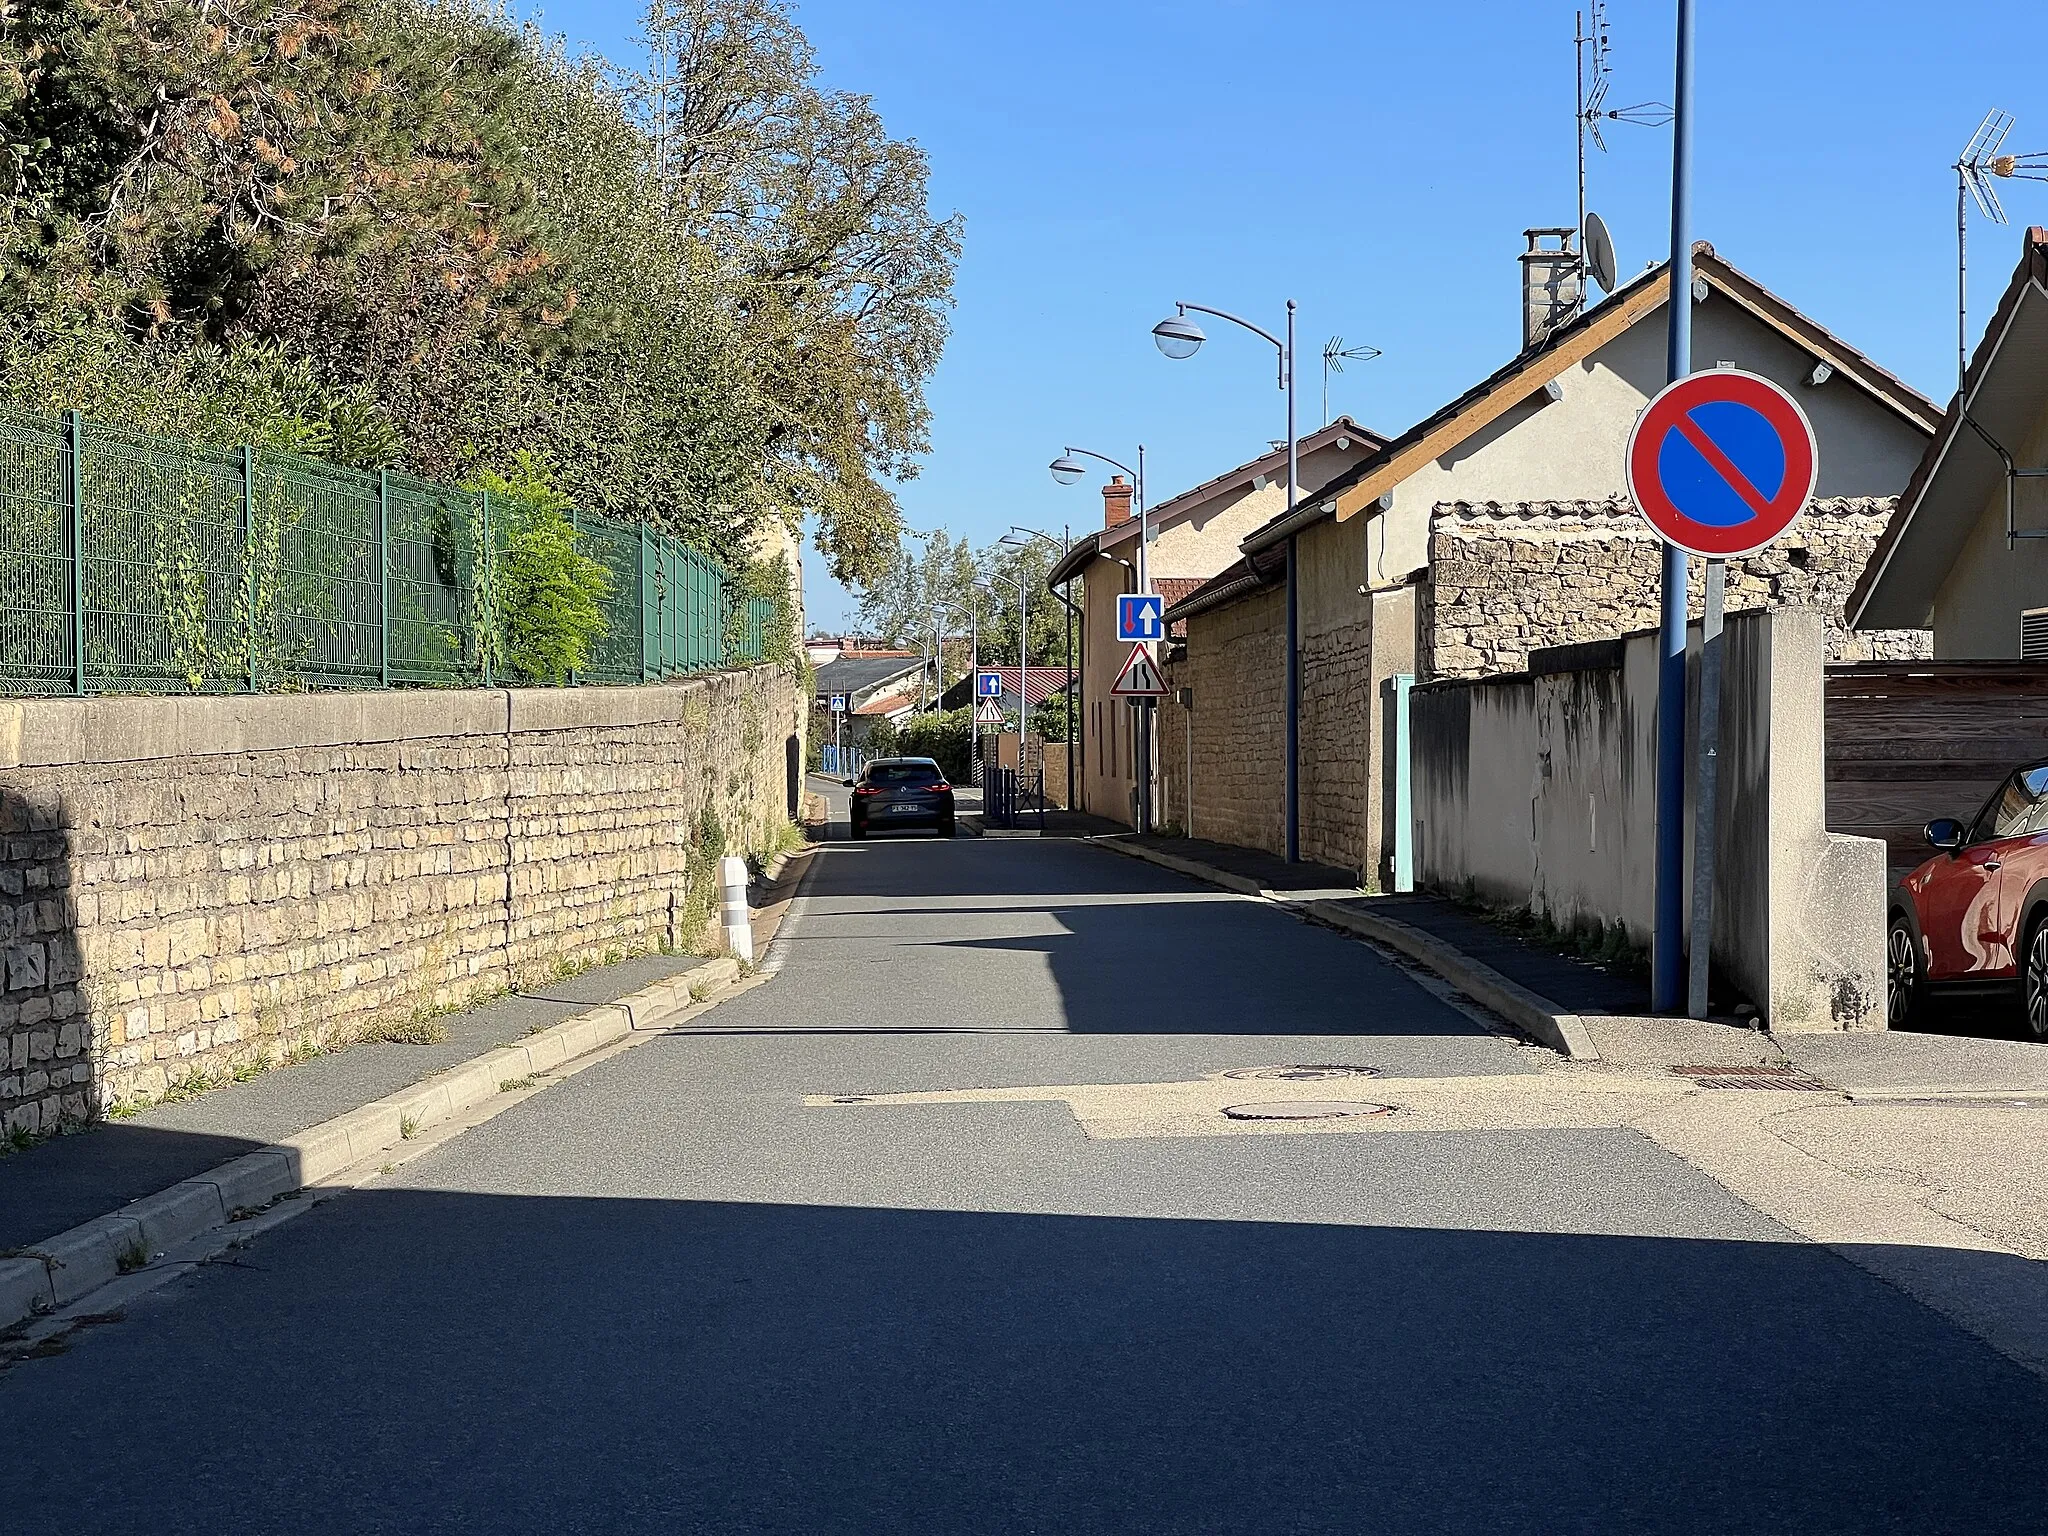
[471,454,612,685]
[0,0,959,586]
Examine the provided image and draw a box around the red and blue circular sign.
[1626,369,1818,558]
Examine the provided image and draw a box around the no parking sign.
[1627,370,1817,558]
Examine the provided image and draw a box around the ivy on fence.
[0,405,775,696]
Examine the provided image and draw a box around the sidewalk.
[0,950,720,1251]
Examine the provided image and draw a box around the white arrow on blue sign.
[976,671,1004,698]
[1117,594,1165,643]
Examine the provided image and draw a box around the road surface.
[6,814,2046,1532]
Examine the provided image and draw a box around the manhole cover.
[1670,1065,1832,1091]
[1222,1100,1398,1121]
[1221,1064,1382,1082]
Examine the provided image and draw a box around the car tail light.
[927,783,950,793]
[853,785,881,797]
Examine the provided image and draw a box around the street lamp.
[1153,296,1300,862]
[1050,444,1154,833]
[933,597,980,784]
[1005,527,1079,811]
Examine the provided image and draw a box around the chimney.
[1520,228,1583,350]
[1102,474,1132,529]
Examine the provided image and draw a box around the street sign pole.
[1136,445,1152,836]
[1688,561,1724,1018]
[1653,0,1696,1013]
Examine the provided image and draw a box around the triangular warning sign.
[1110,643,1167,697]
[974,697,1005,725]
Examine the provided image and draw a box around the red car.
[1891,762,2048,1035]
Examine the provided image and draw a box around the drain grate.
[1221,1064,1381,1082]
[1670,1064,1832,1091]
[1222,1100,1398,1121]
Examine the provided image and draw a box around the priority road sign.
[1117,593,1166,644]
[1627,369,1817,558]
[974,697,1005,726]
[1110,642,1167,697]
[975,670,1003,699]
[828,693,847,714]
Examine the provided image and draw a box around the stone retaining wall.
[1420,498,1929,680]
[0,668,802,1132]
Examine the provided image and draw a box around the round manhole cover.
[1221,1064,1381,1082]
[1222,1100,1398,1121]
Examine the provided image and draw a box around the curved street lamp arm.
[1173,300,1286,357]
[1060,445,1136,481]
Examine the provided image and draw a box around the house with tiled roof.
[1044,419,1385,828]
[1157,233,1941,885]
[815,649,932,744]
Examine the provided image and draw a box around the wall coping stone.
[0,665,783,770]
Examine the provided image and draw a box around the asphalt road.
[8,815,2048,1533]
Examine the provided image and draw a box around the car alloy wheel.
[1887,920,1920,1029]
[2027,921,2048,1041]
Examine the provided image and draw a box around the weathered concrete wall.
[0,668,803,1131]
[1411,608,1885,1030]
[1421,498,1929,680]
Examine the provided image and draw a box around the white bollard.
[718,854,754,964]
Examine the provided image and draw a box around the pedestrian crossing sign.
[1110,643,1167,697]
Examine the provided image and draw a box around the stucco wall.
[1411,608,1885,1029]
[1421,498,1929,680]
[1930,402,2048,658]
[0,669,804,1132]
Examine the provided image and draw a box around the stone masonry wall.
[0,668,802,1132]
[1420,498,1929,680]
[1173,585,1286,856]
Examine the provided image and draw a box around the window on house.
[2024,609,2048,661]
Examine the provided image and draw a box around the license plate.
[889,803,922,814]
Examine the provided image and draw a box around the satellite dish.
[1584,211,1618,295]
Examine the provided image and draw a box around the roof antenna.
[1954,110,2047,400]
[1574,3,1671,312]
[1321,336,1382,426]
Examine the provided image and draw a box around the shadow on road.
[7,1189,2046,1533]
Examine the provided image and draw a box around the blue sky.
[546,0,2048,630]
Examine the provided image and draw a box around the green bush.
[471,454,612,685]
[897,709,972,782]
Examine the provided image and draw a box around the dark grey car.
[848,757,956,839]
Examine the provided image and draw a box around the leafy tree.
[896,709,969,781]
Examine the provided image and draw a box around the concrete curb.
[0,956,743,1334]
[1090,835,1600,1063]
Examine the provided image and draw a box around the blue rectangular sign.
[1117,594,1165,643]
[976,671,1003,698]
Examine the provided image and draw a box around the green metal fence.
[0,404,773,697]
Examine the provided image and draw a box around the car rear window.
[866,763,942,785]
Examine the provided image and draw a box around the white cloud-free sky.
[545,0,2048,629]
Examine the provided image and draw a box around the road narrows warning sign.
[974,697,1005,726]
[1110,643,1167,697]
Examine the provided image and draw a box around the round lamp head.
[1152,314,1206,360]
[1048,454,1088,485]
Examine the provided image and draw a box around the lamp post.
[932,598,979,784]
[1051,445,1152,832]
[1006,526,1078,814]
[1153,298,1300,862]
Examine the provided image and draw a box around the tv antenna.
[1954,110,2047,397]
[1321,336,1382,425]
[1574,4,1671,311]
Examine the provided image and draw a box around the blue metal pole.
[1652,0,1696,1012]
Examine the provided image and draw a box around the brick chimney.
[1102,474,1132,529]
[1520,227,1583,349]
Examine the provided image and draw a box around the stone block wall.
[1170,585,1286,855]
[0,668,803,1132]
[1420,498,1929,681]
